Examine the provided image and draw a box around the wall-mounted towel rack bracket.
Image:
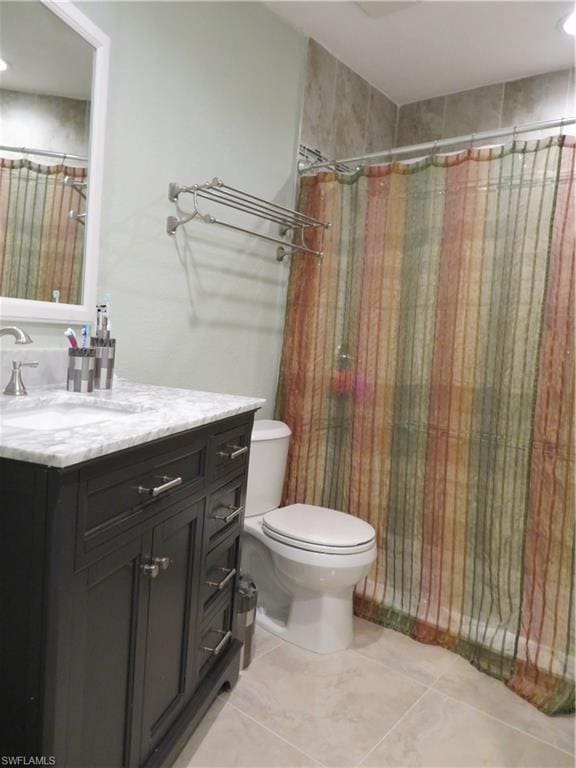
[64,175,87,200]
[167,177,329,261]
[64,176,87,226]
[68,210,86,226]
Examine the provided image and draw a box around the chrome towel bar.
[167,177,329,261]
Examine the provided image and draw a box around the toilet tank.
[245,420,292,518]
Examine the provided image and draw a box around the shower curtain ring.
[469,133,476,154]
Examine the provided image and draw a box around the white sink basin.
[2,404,137,431]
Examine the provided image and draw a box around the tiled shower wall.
[396,68,576,147]
[300,39,574,159]
[300,39,397,160]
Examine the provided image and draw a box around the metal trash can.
[235,575,257,670]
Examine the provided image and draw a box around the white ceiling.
[266,1,576,104]
[0,1,93,101]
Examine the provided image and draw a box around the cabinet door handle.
[206,567,236,590]
[202,630,232,656]
[137,475,183,497]
[141,563,160,578]
[153,556,171,571]
[214,505,243,524]
[217,444,248,460]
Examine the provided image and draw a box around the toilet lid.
[262,504,375,552]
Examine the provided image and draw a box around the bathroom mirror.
[0,0,109,324]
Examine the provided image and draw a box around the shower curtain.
[0,158,87,304]
[276,136,575,714]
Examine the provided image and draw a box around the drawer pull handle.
[202,630,232,656]
[137,475,183,497]
[141,563,160,579]
[218,444,248,460]
[154,556,171,571]
[207,567,237,590]
[214,505,243,524]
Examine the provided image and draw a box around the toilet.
[242,419,376,654]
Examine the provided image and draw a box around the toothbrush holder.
[91,337,116,390]
[67,348,96,393]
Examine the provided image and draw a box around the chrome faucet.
[0,326,38,396]
[0,326,34,344]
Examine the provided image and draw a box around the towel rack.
[64,175,87,200]
[65,176,87,226]
[167,177,329,260]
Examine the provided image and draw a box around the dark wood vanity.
[0,410,255,767]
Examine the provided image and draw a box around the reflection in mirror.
[0,1,93,305]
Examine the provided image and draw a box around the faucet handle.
[4,360,39,396]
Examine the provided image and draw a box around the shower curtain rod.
[299,116,576,173]
[0,143,88,163]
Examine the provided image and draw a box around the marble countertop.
[0,379,265,468]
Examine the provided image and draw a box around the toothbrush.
[103,292,112,334]
[65,328,78,349]
[81,324,90,349]
[96,304,108,338]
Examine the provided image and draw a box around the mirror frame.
[0,0,109,325]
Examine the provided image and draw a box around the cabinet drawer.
[198,597,234,683]
[209,422,251,481]
[206,475,244,551]
[78,439,206,562]
[200,534,240,617]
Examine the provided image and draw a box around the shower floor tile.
[177,624,575,768]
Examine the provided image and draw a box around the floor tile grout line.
[226,632,574,764]
[427,657,460,688]
[431,651,574,750]
[354,687,432,767]
[428,686,576,758]
[225,698,327,767]
[353,639,574,758]
[349,647,441,689]
[252,638,285,662]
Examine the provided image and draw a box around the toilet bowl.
[242,420,376,654]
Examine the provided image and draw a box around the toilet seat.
[262,504,376,555]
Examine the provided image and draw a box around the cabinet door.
[139,499,204,763]
[66,532,151,768]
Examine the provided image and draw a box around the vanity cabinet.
[0,411,255,768]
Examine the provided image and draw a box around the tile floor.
[175,618,575,768]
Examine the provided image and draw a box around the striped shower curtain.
[0,158,87,304]
[276,136,575,714]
